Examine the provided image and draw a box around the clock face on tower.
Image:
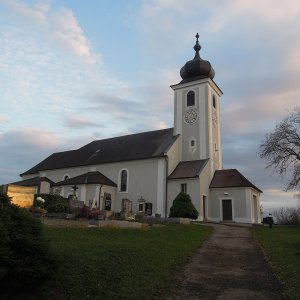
[184,109,198,124]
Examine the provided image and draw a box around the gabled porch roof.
[210,169,262,193]
[11,176,54,187]
[54,171,117,187]
[168,159,209,179]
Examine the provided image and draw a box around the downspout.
[164,155,169,219]
[98,184,103,209]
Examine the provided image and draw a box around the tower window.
[189,137,197,155]
[181,183,187,193]
[212,95,216,109]
[187,91,195,107]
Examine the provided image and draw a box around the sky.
[0,0,299,213]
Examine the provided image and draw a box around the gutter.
[98,184,103,209]
[164,154,169,219]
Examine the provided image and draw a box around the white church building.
[14,34,262,224]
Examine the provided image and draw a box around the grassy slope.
[253,225,300,300]
[23,224,212,300]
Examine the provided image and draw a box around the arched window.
[189,137,197,154]
[212,95,216,109]
[63,175,70,181]
[119,169,128,192]
[187,91,195,107]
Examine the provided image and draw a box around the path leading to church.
[166,224,286,300]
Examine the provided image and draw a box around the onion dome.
[180,33,215,82]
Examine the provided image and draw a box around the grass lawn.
[17,224,212,300]
[253,225,300,300]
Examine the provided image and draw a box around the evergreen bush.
[0,197,56,292]
[169,192,199,219]
[34,193,68,213]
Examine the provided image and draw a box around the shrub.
[169,192,199,219]
[34,193,68,213]
[80,205,105,220]
[0,193,11,206]
[273,207,300,225]
[0,202,56,292]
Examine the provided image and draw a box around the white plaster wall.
[199,160,213,220]
[22,174,38,180]
[250,189,261,224]
[208,87,222,172]
[98,158,164,215]
[38,165,91,183]
[86,185,97,205]
[166,136,181,175]
[39,181,50,194]
[34,157,166,216]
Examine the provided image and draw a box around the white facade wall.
[199,160,213,220]
[166,137,181,175]
[26,157,167,217]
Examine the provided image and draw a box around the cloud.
[261,188,298,212]
[0,127,61,150]
[51,8,100,64]
[0,127,63,183]
[64,116,100,128]
[0,114,9,124]
[2,0,99,64]
[4,0,49,22]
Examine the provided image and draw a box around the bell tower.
[171,34,223,172]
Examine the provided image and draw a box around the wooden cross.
[72,185,78,196]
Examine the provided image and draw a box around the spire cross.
[193,32,201,59]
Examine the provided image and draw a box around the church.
[13,34,262,224]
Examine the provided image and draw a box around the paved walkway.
[166,224,287,300]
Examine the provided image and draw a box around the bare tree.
[259,107,300,191]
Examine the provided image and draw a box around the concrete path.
[166,224,287,300]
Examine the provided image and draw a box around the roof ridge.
[86,127,173,145]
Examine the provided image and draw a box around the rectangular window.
[181,183,187,193]
[138,203,144,212]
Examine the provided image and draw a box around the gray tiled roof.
[209,169,262,193]
[21,128,178,176]
[11,176,54,187]
[168,159,209,179]
[54,171,117,187]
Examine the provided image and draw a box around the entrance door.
[203,196,207,220]
[222,199,232,221]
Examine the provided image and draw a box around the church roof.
[54,171,117,187]
[11,176,55,187]
[209,169,262,193]
[21,128,178,176]
[168,159,209,179]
